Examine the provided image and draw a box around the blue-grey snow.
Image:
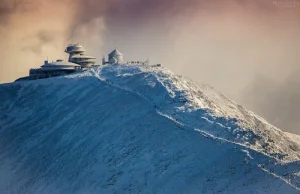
[1,64,300,194]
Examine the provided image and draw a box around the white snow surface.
[0,64,300,194]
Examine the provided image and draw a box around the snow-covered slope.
[0,64,300,194]
[285,132,300,144]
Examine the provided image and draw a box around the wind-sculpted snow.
[0,64,300,193]
[93,65,300,162]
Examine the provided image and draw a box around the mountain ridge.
[91,64,300,162]
[0,64,300,193]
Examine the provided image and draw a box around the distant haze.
[0,0,299,135]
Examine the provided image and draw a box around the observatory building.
[27,60,81,80]
[102,48,152,66]
[65,44,96,68]
[15,44,156,82]
[102,49,124,65]
[15,44,96,81]
[40,60,81,72]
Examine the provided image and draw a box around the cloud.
[71,17,106,62]
[0,0,76,82]
[21,30,57,54]
[243,70,300,134]
[0,0,300,135]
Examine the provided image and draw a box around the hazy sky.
[0,0,300,134]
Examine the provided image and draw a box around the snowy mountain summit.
[1,64,300,193]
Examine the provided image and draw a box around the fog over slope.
[0,65,300,193]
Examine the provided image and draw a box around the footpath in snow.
[0,64,300,193]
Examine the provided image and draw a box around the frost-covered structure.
[65,44,96,68]
[108,49,123,64]
[102,49,124,65]
[15,44,96,81]
[1,64,300,193]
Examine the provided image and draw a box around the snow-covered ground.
[0,64,299,193]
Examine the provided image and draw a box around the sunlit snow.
[0,64,300,193]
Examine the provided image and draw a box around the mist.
[0,0,299,134]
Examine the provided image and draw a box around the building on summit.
[15,44,158,82]
[102,49,124,65]
[65,44,96,68]
[15,44,96,81]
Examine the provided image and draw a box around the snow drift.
[0,64,300,193]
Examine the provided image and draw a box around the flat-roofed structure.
[15,43,97,82]
[70,54,96,68]
[20,60,82,81]
[41,60,81,72]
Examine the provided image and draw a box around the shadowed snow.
[0,64,299,193]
